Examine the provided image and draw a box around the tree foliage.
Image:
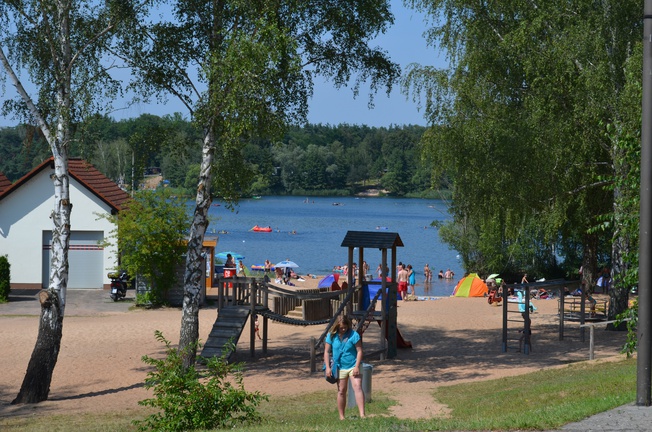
[113,0,402,368]
[133,331,267,431]
[0,120,430,197]
[0,254,10,302]
[101,189,191,306]
[403,0,641,302]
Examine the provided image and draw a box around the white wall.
[0,170,118,288]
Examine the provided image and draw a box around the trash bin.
[347,363,372,408]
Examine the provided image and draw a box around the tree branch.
[0,45,53,141]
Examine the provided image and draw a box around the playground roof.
[340,231,404,249]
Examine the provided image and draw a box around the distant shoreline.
[355,188,389,197]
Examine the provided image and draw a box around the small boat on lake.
[251,225,272,232]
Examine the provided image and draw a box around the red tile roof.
[0,173,11,194]
[0,157,131,212]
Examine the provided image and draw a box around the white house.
[0,157,131,289]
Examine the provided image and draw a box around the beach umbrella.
[318,273,340,289]
[216,251,245,262]
[275,260,299,268]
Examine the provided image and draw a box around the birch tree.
[0,0,137,403]
[117,0,399,367]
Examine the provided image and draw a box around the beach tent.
[452,273,488,297]
[318,273,339,289]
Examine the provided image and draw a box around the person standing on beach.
[407,264,416,297]
[238,260,247,276]
[324,315,365,420]
[397,264,409,301]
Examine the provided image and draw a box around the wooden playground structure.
[500,278,615,355]
[200,231,410,372]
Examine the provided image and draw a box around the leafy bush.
[100,189,191,306]
[0,255,10,302]
[133,331,267,431]
[616,297,638,356]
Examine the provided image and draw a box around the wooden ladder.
[201,305,250,360]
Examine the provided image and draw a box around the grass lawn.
[0,357,636,431]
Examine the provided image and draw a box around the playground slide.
[379,321,413,349]
[396,327,413,349]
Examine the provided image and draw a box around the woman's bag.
[323,360,338,384]
[323,334,348,384]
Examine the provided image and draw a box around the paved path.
[1,288,137,316]
[552,403,652,431]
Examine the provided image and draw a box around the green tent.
[452,273,488,297]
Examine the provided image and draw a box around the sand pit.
[0,281,627,421]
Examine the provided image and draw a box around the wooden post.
[558,287,565,340]
[262,280,268,354]
[580,288,586,342]
[310,336,316,373]
[250,280,256,358]
[523,293,531,355]
[502,285,508,352]
[217,278,224,312]
[387,247,397,359]
[380,249,387,360]
[589,325,595,360]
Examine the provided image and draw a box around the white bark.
[179,128,215,367]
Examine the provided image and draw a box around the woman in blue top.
[407,264,416,297]
[324,314,365,420]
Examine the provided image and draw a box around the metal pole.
[638,0,652,406]
[559,287,565,340]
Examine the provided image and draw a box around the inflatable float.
[251,225,272,232]
[251,264,275,271]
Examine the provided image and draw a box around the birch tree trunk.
[11,90,73,405]
[179,129,215,368]
[7,0,73,403]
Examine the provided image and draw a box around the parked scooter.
[108,270,130,301]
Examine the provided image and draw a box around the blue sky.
[1,1,445,128]
[306,1,444,127]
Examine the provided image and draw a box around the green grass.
[0,357,637,431]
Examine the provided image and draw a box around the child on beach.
[255,315,262,340]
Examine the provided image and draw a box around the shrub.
[616,298,638,356]
[0,255,10,302]
[100,189,191,306]
[133,331,267,431]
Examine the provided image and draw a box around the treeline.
[0,115,437,197]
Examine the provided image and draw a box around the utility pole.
[638,0,652,406]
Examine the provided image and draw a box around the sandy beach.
[0,278,628,421]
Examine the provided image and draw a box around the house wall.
[0,170,118,289]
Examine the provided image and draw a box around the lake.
[207,196,464,297]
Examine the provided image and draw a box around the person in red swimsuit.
[397,264,409,301]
